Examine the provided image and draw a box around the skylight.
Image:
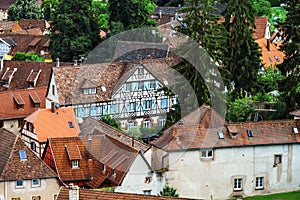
[274,55,280,62]
[19,150,27,161]
[247,130,254,137]
[218,131,224,139]
[101,86,107,92]
[68,121,74,128]
[293,127,298,134]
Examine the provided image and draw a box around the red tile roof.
[152,105,300,151]
[24,107,80,142]
[0,60,54,91]
[57,187,197,200]
[18,19,48,33]
[0,128,57,181]
[0,87,47,120]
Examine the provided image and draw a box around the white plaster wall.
[2,119,20,135]
[115,154,165,195]
[46,73,59,109]
[166,144,300,200]
[0,178,60,200]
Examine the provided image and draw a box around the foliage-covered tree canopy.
[278,0,300,116]
[50,0,99,62]
[8,0,43,21]
[11,52,45,62]
[223,0,263,99]
[101,114,121,130]
[226,98,254,122]
[158,184,179,197]
[91,0,110,29]
[41,0,58,21]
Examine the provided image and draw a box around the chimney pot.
[51,102,55,113]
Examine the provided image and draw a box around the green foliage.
[50,0,100,62]
[158,184,179,197]
[268,0,281,7]
[41,0,58,20]
[277,0,300,116]
[223,0,263,99]
[101,114,121,130]
[226,98,254,122]
[8,0,43,21]
[12,52,45,62]
[253,0,271,17]
[91,0,109,29]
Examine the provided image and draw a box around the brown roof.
[290,110,300,117]
[152,105,300,151]
[0,33,51,58]
[79,117,150,152]
[255,38,284,68]
[0,87,47,120]
[24,107,80,142]
[18,19,47,33]
[0,20,15,33]
[57,187,196,200]
[0,60,53,91]
[0,0,17,9]
[0,128,57,181]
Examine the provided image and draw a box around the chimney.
[267,39,270,51]
[0,55,3,71]
[131,135,134,147]
[69,185,79,200]
[56,58,60,67]
[51,102,55,113]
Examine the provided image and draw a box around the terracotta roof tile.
[0,87,47,120]
[0,0,17,10]
[153,105,300,151]
[0,128,57,181]
[18,19,47,33]
[57,187,197,200]
[0,21,15,33]
[24,107,80,142]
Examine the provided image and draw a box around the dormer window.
[113,169,116,176]
[13,94,25,109]
[227,125,238,138]
[72,160,79,168]
[26,69,42,88]
[83,88,96,95]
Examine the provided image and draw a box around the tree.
[226,98,254,122]
[252,0,271,17]
[8,0,43,21]
[12,52,45,62]
[108,0,155,33]
[50,0,99,62]
[277,0,300,116]
[41,0,58,21]
[91,0,110,29]
[158,184,179,197]
[223,0,263,99]
[101,114,121,130]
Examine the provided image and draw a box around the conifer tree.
[278,0,300,115]
[8,0,43,21]
[223,0,262,99]
[50,0,99,62]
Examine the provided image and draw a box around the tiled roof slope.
[81,133,139,187]
[18,19,48,33]
[0,21,15,33]
[152,105,300,151]
[0,33,51,58]
[255,38,284,68]
[0,60,53,91]
[0,87,47,120]
[79,117,150,152]
[45,137,104,184]
[0,0,16,9]
[57,187,197,200]
[24,107,80,142]
[0,128,57,181]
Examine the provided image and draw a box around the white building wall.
[2,119,20,135]
[115,154,165,196]
[46,73,59,109]
[166,144,300,200]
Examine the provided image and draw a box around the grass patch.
[242,190,300,200]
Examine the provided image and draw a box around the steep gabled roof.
[79,117,150,152]
[0,87,47,120]
[152,105,300,151]
[0,128,57,181]
[24,107,80,142]
[57,187,197,200]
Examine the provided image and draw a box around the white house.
[152,105,300,200]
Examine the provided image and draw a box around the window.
[83,88,97,95]
[150,80,156,89]
[293,127,298,134]
[32,179,40,187]
[143,190,151,195]
[34,103,40,108]
[16,180,23,188]
[201,150,213,158]
[159,118,166,127]
[103,164,106,172]
[138,82,143,90]
[255,177,264,189]
[19,150,27,161]
[31,142,36,152]
[52,85,55,96]
[247,130,253,137]
[161,98,168,109]
[18,119,24,128]
[129,102,136,112]
[113,169,116,176]
[218,131,224,139]
[274,155,282,166]
[72,160,79,168]
[234,178,243,191]
[143,119,151,128]
[68,121,74,128]
[32,196,41,200]
[138,67,144,75]
[144,100,151,110]
[0,120,3,128]
[127,122,135,131]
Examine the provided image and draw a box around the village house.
[21,106,80,157]
[11,19,50,35]
[0,128,60,200]
[49,57,180,131]
[152,105,300,200]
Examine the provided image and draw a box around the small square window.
[218,131,224,139]
[113,169,116,176]
[32,179,40,187]
[274,155,282,166]
[19,150,27,161]
[234,178,243,191]
[72,160,79,168]
[16,180,23,188]
[247,130,253,137]
[68,121,74,128]
[32,196,41,200]
[255,177,264,189]
[201,150,213,158]
[143,190,151,195]
[293,127,298,134]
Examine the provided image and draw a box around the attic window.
[83,88,96,95]
[230,132,238,138]
[101,86,107,92]
[68,121,74,128]
[247,130,254,137]
[138,67,144,74]
[72,160,79,168]
[112,169,116,176]
[218,131,224,139]
[274,55,280,62]
[293,127,298,134]
[19,150,27,161]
